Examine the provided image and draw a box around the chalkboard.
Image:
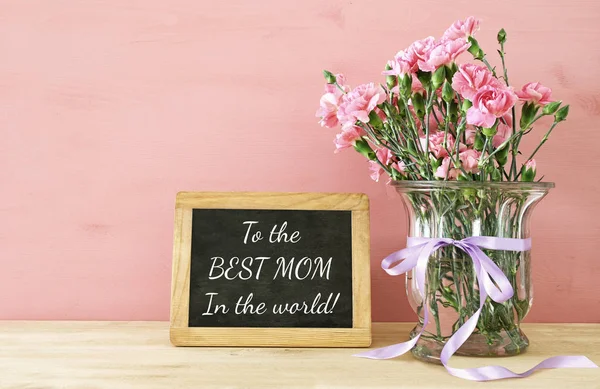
[170,192,371,347]
[188,209,353,328]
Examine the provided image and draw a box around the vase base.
[410,326,529,364]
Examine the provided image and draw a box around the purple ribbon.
[355,236,598,381]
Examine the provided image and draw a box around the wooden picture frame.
[170,191,371,347]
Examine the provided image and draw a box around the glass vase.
[393,181,554,363]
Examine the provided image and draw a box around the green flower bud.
[416,71,431,90]
[432,66,446,89]
[445,63,458,82]
[497,28,507,44]
[492,168,502,181]
[461,99,473,112]
[385,64,397,90]
[323,70,336,84]
[474,132,485,151]
[520,160,537,182]
[495,145,509,166]
[367,110,384,128]
[467,37,485,60]
[448,101,459,123]
[353,139,376,160]
[412,92,426,119]
[555,105,570,122]
[542,101,561,115]
[520,102,539,129]
[482,125,497,137]
[400,74,413,99]
[442,81,454,103]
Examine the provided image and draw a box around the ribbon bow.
[355,236,597,381]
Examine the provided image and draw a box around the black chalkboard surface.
[188,209,353,328]
[170,192,371,347]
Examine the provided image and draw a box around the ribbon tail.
[443,355,598,382]
[353,336,420,360]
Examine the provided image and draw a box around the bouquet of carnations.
[314,17,583,370]
[316,16,569,184]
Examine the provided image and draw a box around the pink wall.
[1,0,599,322]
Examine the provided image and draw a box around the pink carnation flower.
[443,16,480,41]
[492,121,512,148]
[452,64,501,101]
[333,124,365,153]
[459,149,481,174]
[369,160,384,182]
[420,38,470,72]
[392,161,406,176]
[316,74,350,128]
[467,85,518,128]
[515,82,553,106]
[369,148,397,182]
[435,157,458,179]
[382,48,419,76]
[421,131,456,159]
[410,37,437,73]
[434,148,481,180]
[375,147,394,165]
[337,83,387,125]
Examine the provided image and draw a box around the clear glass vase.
[393,181,554,363]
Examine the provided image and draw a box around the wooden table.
[1,322,598,388]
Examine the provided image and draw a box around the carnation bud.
[385,64,397,90]
[495,145,509,166]
[448,101,459,122]
[416,71,432,90]
[442,82,454,103]
[412,93,426,119]
[353,139,376,160]
[497,28,507,44]
[555,105,570,122]
[461,99,473,112]
[400,74,413,99]
[323,70,336,84]
[482,125,497,137]
[542,101,562,115]
[474,132,485,151]
[520,102,539,129]
[445,63,458,82]
[492,168,502,181]
[368,110,384,128]
[432,66,446,89]
[467,37,485,60]
[521,159,537,182]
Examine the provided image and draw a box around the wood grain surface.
[1,321,599,388]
